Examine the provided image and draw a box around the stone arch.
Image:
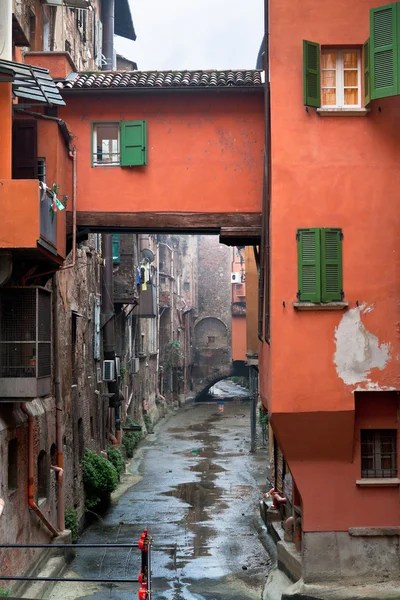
[194,316,228,348]
[192,316,231,395]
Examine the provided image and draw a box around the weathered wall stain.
[334,304,392,387]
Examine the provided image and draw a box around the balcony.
[0,179,58,257]
[0,287,51,400]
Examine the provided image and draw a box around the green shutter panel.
[370,2,399,99]
[112,234,120,264]
[303,40,321,108]
[363,39,371,106]
[297,228,321,302]
[120,120,147,167]
[321,228,343,302]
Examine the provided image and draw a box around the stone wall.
[192,236,231,394]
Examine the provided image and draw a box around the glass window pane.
[322,70,336,87]
[322,88,336,105]
[344,52,358,69]
[344,88,358,105]
[344,70,358,86]
[321,52,336,69]
[95,123,119,164]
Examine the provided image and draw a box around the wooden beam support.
[67,212,261,244]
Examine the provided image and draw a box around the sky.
[115,0,264,72]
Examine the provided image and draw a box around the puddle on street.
[189,461,226,474]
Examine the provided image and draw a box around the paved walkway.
[48,394,271,599]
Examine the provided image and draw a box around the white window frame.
[321,48,361,109]
[93,122,120,167]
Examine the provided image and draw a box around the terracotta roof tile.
[62,69,263,91]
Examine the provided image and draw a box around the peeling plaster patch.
[353,383,396,392]
[363,304,374,314]
[334,304,391,386]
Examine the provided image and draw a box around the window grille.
[0,288,51,379]
[361,429,397,478]
[37,158,46,183]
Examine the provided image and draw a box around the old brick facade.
[192,236,232,393]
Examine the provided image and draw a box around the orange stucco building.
[261,0,400,591]
[231,247,247,362]
[52,66,264,246]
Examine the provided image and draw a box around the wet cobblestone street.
[48,392,271,599]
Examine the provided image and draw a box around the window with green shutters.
[303,2,400,108]
[120,121,147,167]
[112,234,120,264]
[370,2,399,99]
[303,40,321,107]
[363,39,371,105]
[92,121,147,167]
[297,228,343,303]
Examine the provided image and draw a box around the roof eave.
[60,85,264,95]
[115,0,136,42]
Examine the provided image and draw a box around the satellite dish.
[0,252,12,286]
[141,248,155,263]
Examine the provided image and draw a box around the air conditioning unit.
[103,360,115,382]
[115,357,120,377]
[231,272,241,284]
[131,357,140,374]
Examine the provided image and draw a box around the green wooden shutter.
[321,228,343,302]
[112,234,120,264]
[363,39,371,106]
[303,40,321,108]
[297,228,321,302]
[370,2,399,99]
[120,120,147,167]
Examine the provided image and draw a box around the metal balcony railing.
[39,187,57,248]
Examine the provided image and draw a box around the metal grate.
[0,288,51,379]
[361,429,397,478]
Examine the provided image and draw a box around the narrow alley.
[47,390,270,600]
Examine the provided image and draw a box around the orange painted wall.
[264,0,400,531]
[59,91,264,215]
[245,246,259,357]
[232,316,246,362]
[0,83,12,179]
[0,179,41,248]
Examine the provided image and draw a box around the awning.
[0,59,65,106]
[115,0,136,41]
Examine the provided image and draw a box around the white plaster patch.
[334,304,391,387]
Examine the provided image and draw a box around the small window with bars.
[361,429,397,478]
[37,158,46,184]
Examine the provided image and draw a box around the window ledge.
[356,478,400,487]
[293,302,348,311]
[93,163,121,168]
[317,108,370,117]
[349,526,400,537]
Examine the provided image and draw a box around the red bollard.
[138,582,147,600]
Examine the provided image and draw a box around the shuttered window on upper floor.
[92,121,147,167]
[297,228,343,303]
[303,2,400,108]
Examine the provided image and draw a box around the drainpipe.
[53,272,65,531]
[20,404,59,537]
[183,313,187,399]
[102,0,115,71]
[102,234,122,443]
